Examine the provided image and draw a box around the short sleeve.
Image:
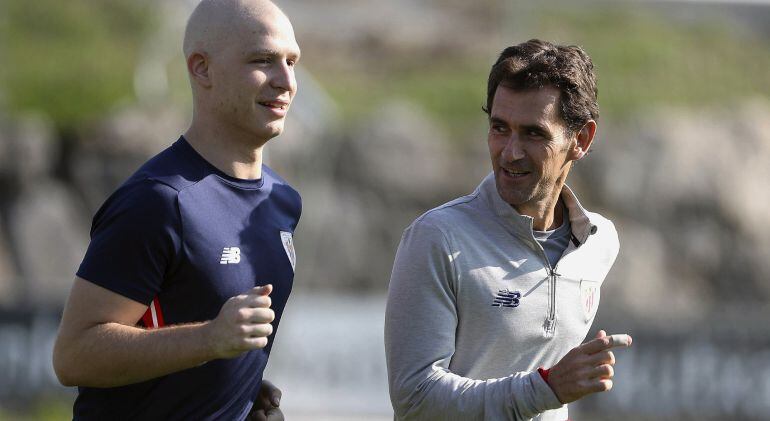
[76,179,183,305]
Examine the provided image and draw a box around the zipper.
[544,267,560,335]
[540,238,577,336]
[532,238,559,336]
[530,237,558,336]
[536,212,592,336]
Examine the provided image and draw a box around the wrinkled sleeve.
[384,219,562,421]
[76,180,182,305]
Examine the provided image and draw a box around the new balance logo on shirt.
[491,289,521,307]
[220,247,241,264]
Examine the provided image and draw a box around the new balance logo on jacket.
[491,289,521,307]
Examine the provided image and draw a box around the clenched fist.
[547,330,632,404]
[205,284,275,359]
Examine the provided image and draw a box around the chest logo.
[491,289,521,308]
[280,231,296,271]
[580,280,599,321]
[219,247,241,264]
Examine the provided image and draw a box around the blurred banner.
[1,299,769,419]
[268,294,770,420]
[0,309,63,404]
[577,312,770,420]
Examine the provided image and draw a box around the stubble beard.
[495,168,556,212]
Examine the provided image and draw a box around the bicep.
[58,277,149,338]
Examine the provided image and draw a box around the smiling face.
[488,85,591,218]
[208,10,300,143]
[185,1,300,146]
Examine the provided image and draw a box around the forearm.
[389,362,560,420]
[54,320,215,388]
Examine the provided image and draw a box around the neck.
[520,165,572,230]
[184,118,267,180]
[515,181,566,231]
[520,196,563,231]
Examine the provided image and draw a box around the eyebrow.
[488,116,508,126]
[521,123,550,134]
[489,117,547,130]
[248,48,301,60]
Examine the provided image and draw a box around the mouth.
[258,100,289,111]
[501,167,530,178]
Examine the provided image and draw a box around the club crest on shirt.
[580,280,599,321]
[280,231,296,271]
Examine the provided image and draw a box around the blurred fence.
[0,308,64,407]
[575,310,770,420]
[3,296,766,419]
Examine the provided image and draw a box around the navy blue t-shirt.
[74,137,301,420]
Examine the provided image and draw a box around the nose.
[270,60,296,94]
[501,134,526,162]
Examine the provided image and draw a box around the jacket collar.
[478,172,598,245]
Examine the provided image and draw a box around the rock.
[601,218,711,325]
[282,0,503,59]
[7,181,89,305]
[0,114,63,306]
[340,100,457,206]
[72,105,185,213]
[0,114,57,187]
[0,219,20,307]
[290,180,377,289]
[582,99,770,312]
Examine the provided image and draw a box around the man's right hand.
[206,284,275,359]
[546,330,632,404]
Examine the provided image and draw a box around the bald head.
[182,0,300,144]
[183,0,290,59]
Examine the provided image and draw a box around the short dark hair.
[483,39,598,135]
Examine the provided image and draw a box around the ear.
[569,120,596,161]
[187,52,212,89]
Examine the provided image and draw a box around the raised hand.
[547,329,632,404]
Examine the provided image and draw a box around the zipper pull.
[544,316,556,336]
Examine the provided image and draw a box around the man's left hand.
[248,379,283,421]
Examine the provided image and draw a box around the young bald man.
[53,1,299,419]
[385,40,632,420]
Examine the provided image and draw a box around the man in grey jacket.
[385,39,633,421]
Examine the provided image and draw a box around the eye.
[251,58,271,65]
[490,123,507,134]
[526,128,549,140]
[286,59,297,67]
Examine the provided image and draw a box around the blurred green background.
[1,0,769,419]
[4,0,769,135]
[2,0,156,131]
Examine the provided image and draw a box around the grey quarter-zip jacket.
[385,172,619,421]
